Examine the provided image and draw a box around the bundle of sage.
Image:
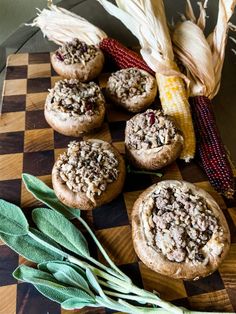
[0,174,230,314]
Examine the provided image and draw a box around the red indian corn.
[191,96,235,198]
[99,38,155,75]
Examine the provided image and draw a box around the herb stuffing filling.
[47,79,104,117]
[126,109,179,150]
[144,185,223,264]
[55,38,98,65]
[107,68,149,100]
[56,141,119,202]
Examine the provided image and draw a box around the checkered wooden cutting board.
[0,52,236,314]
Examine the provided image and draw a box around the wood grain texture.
[96,226,137,265]
[0,153,23,180]
[0,285,17,314]
[0,112,25,133]
[24,128,54,152]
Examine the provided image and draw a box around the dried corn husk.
[172,20,215,98]
[172,0,236,99]
[97,0,187,80]
[28,5,107,45]
[208,0,236,96]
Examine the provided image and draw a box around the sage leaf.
[40,262,92,294]
[0,228,63,263]
[14,265,93,302]
[86,268,107,299]
[29,228,63,251]
[13,265,58,284]
[61,298,98,310]
[22,174,80,219]
[32,208,90,257]
[0,199,28,235]
[34,284,95,305]
[34,284,72,304]
[39,260,86,279]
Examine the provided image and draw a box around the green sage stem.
[77,215,131,282]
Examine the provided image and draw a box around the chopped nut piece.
[145,185,223,264]
[126,109,180,150]
[56,38,98,65]
[55,141,119,202]
[47,79,105,117]
[107,68,149,100]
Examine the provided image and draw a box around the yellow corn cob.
[156,72,196,162]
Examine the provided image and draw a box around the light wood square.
[219,244,236,290]
[98,72,109,88]
[24,128,54,152]
[96,225,137,265]
[21,174,52,208]
[0,112,25,133]
[83,123,111,143]
[18,255,34,267]
[3,79,27,96]
[54,148,66,161]
[112,141,125,154]
[195,181,226,209]
[140,263,187,301]
[51,76,63,87]
[0,285,17,314]
[7,53,28,66]
[28,63,51,79]
[26,92,47,111]
[124,190,143,223]
[0,153,23,180]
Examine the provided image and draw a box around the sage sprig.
[23,173,130,282]
[0,174,231,314]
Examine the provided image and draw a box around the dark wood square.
[184,271,225,297]
[93,194,129,230]
[27,78,51,93]
[119,263,143,288]
[109,121,126,141]
[0,179,21,205]
[0,132,24,155]
[124,172,153,192]
[25,110,49,130]
[23,150,54,176]
[54,131,81,149]
[2,95,26,113]
[28,52,51,64]
[6,66,27,80]
[0,246,18,286]
[17,283,60,314]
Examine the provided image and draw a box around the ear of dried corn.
[97,0,196,162]
[172,0,236,198]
